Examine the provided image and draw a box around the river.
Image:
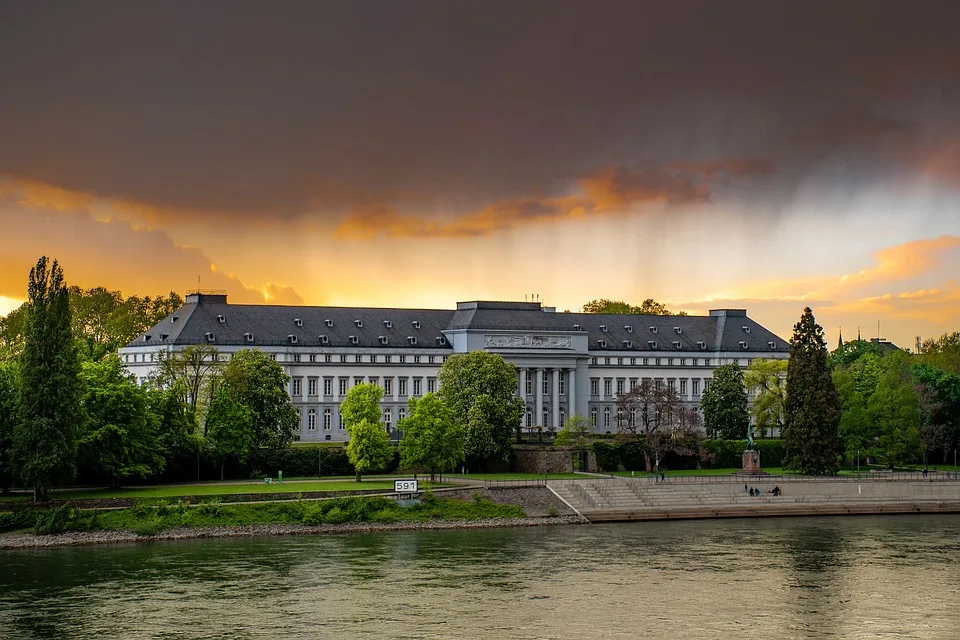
[1,515,959,639]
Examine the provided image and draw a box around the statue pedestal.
[741,450,761,474]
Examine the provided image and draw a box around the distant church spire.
[858,326,861,341]
[838,327,843,350]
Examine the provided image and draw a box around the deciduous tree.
[398,392,464,481]
[554,414,594,448]
[701,363,749,439]
[219,349,299,450]
[617,380,703,472]
[437,352,524,467]
[783,307,842,475]
[205,388,255,480]
[744,359,787,438]
[341,382,392,481]
[0,362,19,494]
[581,298,686,315]
[13,257,82,500]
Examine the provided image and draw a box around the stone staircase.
[549,477,960,522]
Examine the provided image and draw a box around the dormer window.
[412,321,421,329]
[244,332,254,343]
[674,327,682,334]
[324,319,333,327]
[597,339,607,348]
[294,318,303,327]
[622,340,633,348]
[204,331,215,342]
[171,315,179,323]
[354,319,363,328]
[288,335,298,344]
[697,341,707,350]
[378,336,388,345]
[739,341,749,349]
[349,335,359,345]
[599,325,607,332]
[673,340,682,349]
[143,334,152,342]
[436,336,447,345]
[768,341,776,349]
[216,315,225,324]
[647,340,658,349]
[624,325,633,333]
[383,320,392,328]
[160,333,169,342]
[572,324,582,331]
[742,326,751,333]
[649,326,658,334]
[407,336,418,345]
[319,335,329,345]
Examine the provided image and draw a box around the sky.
[2,1,960,349]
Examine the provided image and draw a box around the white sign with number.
[394,479,419,493]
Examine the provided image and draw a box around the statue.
[746,423,755,450]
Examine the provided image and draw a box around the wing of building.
[120,293,789,441]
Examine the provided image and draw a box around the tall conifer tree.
[783,307,842,474]
[13,257,81,500]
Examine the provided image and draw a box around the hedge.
[586,438,784,472]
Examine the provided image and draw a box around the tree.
[0,303,28,363]
[13,257,82,500]
[205,388,256,480]
[912,363,960,461]
[0,362,19,494]
[155,344,221,421]
[744,359,787,438]
[554,414,594,448]
[616,380,703,472]
[783,307,842,475]
[828,339,885,369]
[219,349,298,450]
[437,352,525,467]
[833,366,873,465]
[581,298,686,315]
[78,355,164,488]
[341,383,392,481]
[866,354,923,469]
[700,363,749,439]
[398,392,465,481]
[918,332,960,375]
[148,385,198,478]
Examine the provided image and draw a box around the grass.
[0,493,526,535]
[611,467,789,477]
[463,472,584,480]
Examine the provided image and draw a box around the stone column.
[568,367,576,417]
[392,376,399,402]
[552,369,560,429]
[535,368,544,428]
[333,377,340,402]
[598,376,605,402]
[519,368,527,399]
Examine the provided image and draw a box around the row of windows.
[590,356,751,367]
[298,406,409,432]
[523,373,569,396]
[588,377,709,396]
[288,353,445,364]
[292,376,437,397]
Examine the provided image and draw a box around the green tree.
[783,307,842,475]
[617,380,703,472]
[0,362,20,494]
[918,331,960,375]
[828,339,885,369]
[744,359,787,438]
[867,354,923,469]
[205,388,256,480]
[581,298,686,315]
[13,257,83,500]
[437,352,525,467]
[833,366,873,464]
[154,344,221,421]
[554,414,594,448]
[219,349,299,450]
[0,303,28,363]
[341,382,392,481]
[701,363,749,439]
[78,355,164,488]
[912,363,960,460]
[398,392,465,481]
[149,386,198,470]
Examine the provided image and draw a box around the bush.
[132,521,160,536]
[198,498,222,517]
[546,505,559,517]
[700,439,784,469]
[301,502,326,526]
[324,506,349,524]
[592,442,620,472]
[33,505,74,535]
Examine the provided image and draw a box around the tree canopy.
[744,359,787,438]
[398,392,465,480]
[554,414,594,449]
[581,298,686,315]
[437,351,524,466]
[341,383,392,481]
[0,362,19,494]
[13,257,83,500]
[783,307,842,474]
[219,349,299,450]
[616,380,704,472]
[700,363,749,439]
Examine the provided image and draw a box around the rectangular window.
[603,379,612,396]
[339,378,348,396]
[339,412,345,430]
[680,379,687,395]
[559,407,566,426]
[704,379,711,392]
[413,378,422,396]
[559,373,566,396]
[591,379,599,396]
[590,407,597,426]
[526,411,532,427]
[414,355,421,364]
[384,378,393,395]
[308,378,318,396]
[308,409,317,431]
[355,354,362,363]
[292,378,302,396]
[667,379,675,392]
[693,379,701,396]
[603,407,611,428]
[642,357,648,366]
[427,377,436,393]
[399,378,408,396]
[309,354,317,363]
[354,376,364,387]
[369,377,379,388]
[324,378,332,396]
[340,354,347,363]
[293,354,301,363]
[398,407,406,422]
[616,379,624,395]
[325,354,332,363]
[323,408,331,430]
[383,409,392,431]
[428,355,435,364]
[542,376,550,395]
[542,409,549,428]
[655,358,661,366]
[525,377,533,395]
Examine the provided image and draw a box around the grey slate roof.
[126,295,788,353]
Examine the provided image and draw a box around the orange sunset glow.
[2,3,960,349]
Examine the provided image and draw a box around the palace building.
[119,292,789,441]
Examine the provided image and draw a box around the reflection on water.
[1,515,959,639]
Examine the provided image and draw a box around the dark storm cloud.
[1,0,959,219]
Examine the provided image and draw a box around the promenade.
[541,475,960,523]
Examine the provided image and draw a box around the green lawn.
[463,472,584,480]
